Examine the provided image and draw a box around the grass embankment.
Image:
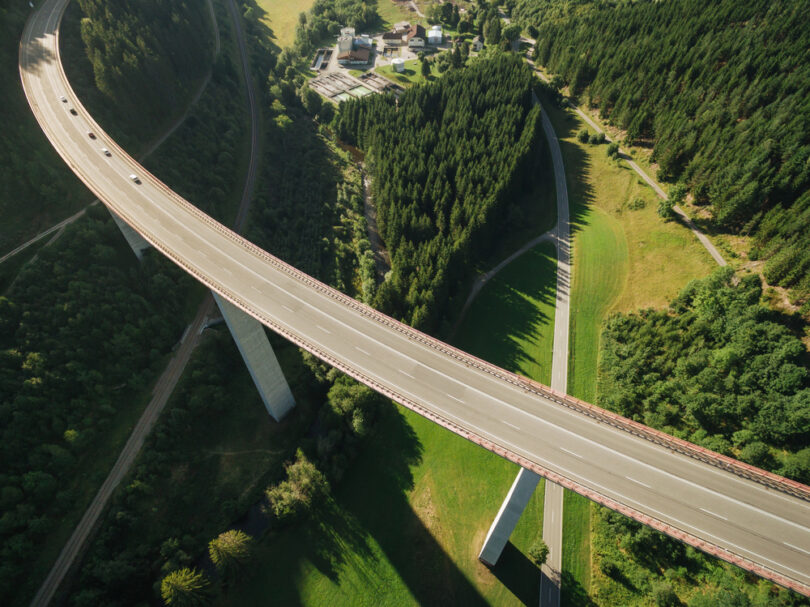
[222,242,559,606]
[254,0,317,48]
[540,93,716,603]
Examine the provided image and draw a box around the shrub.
[160,568,211,606]
[265,450,329,523]
[658,198,676,220]
[577,129,590,143]
[527,538,549,566]
[589,131,606,145]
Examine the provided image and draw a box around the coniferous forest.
[519,0,810,306]
[336,53,544,331]
[76,0,211,126]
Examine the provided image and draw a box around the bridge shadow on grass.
[454,243,557,377]
[228,404,491,606]
[562,570,597,607]
[490,542,542,605]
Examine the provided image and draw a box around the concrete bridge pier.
[213,293,295,422]
[110,209,151,259]
[479,467,541,566]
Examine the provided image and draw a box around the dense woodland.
[595,269,810,604]
[521,0,810,306]
[0,4,90,254]
[0,1,244,604]
[0,209,193,605]
[336,53,544,331]
[76,0,211,127]
[599,268,810,481]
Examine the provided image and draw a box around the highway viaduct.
[19,0,810,601]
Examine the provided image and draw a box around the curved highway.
[20,0,810,597]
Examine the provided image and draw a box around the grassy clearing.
[376,59,438,86]
[377,0,418,28]
[456,242,557,382]
[222,243,559,606]
[253,0,316,48]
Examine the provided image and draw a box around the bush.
[265,450,330,524]
[527,538,549,566]
[628,197,646,211]
[607,142,620,158]
[160,568,211,606]
[577,129,590,143]
[658,198,676,220]
[652,581,680,607]
[588,131,606,145]
[669,183,687,206]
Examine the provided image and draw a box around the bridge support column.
[213,293,295,422]
[479,467,541,566]
[109,209,151,260]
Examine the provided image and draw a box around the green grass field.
[221,242,559,606]
[376,59,438,86]
[254,0,317,48]
[377,0,417,28]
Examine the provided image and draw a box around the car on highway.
[101,147,111,157]
[87,131,96,139]
[69,108,77,115]
[59,95,66,103]
[129,174,141,184]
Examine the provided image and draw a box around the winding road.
[19,0,810,601]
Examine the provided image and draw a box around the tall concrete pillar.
[213,293,295,421]
[479,467,541,566]
[109,209,151,260]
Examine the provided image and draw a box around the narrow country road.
[28,0,257,603]
[539,98,571,607]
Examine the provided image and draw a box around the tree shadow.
[230,404,491,606]
[454,243,557,376]
[545,106,596,242]
[19,32,55,75]
[561,570,597,607]
[490,542,541,605]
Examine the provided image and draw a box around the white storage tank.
[392,58,406,73]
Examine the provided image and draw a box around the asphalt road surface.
[20,0,810,597]
[540,100,571,607]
